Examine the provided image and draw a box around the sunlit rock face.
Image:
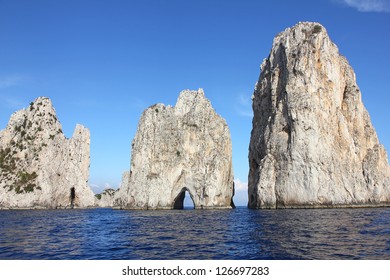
[248,22,390,209]
[115,89,235,209]
[0,97,95,209]
[95,188,116,208]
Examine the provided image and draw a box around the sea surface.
[0,207,389,260]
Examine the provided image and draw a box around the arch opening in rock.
[173,188,195,209]
[70,187,76,208]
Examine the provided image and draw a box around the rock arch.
[173,187,195,209]
[114,89,235,209]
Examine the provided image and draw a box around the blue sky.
[1,0,389,206]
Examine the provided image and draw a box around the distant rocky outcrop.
[95,188,116,208]
[115,89,235,209]
[0,97,95,209]
[248,22,390,208]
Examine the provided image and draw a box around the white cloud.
[89,183,118,194]
[341,0,390,12]
[234,178,248,191]
[2,97,24,109]
[0,75,31,109]
[104,183,116,190]
[89,184,103,194]
[236,93,253,117]
[233,179,248,206]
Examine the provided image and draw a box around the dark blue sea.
[0,207,389,260]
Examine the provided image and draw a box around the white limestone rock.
[115,89,235,209]
[113,171,130,208]
[95,188,116,208]
[248,22,390,208]
[0,97,95,209]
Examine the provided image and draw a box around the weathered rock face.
[113,171,130,207]
[95,188,116,208]
[248,22,390,208]
[0,97,95,209]
[115,89,234,209]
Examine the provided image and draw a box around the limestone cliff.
[248,22,390,208]
[115,89,235,209]
[0,97,95,209]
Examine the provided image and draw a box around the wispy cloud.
[340,0,390,12]
[0,75,28,89]
[89,184,103,194]
[0,75,32,109]
[234,178,248,191]
[89,183,118,194]
[3,97,25,109]
[236,93,253,117]
[233,178,248,206]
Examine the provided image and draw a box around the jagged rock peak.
[0,97,95,209]
[114,88,235,209]
[5,97,62,140]
[273,21,329,47]
[248,22,390,209]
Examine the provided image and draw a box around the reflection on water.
[0,207,389,259]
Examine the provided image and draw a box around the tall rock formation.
[115,89,235,209]
[0,97,95,209]
[248,22,390,208]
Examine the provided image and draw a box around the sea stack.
[0,97,95,209]
[115,89,235,209]
[248,22,390,208]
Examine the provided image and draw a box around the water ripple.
[0,207,389,259]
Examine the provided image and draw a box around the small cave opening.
[70,187,76,208]
[173,188,195,210]
[231,181,236,209]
